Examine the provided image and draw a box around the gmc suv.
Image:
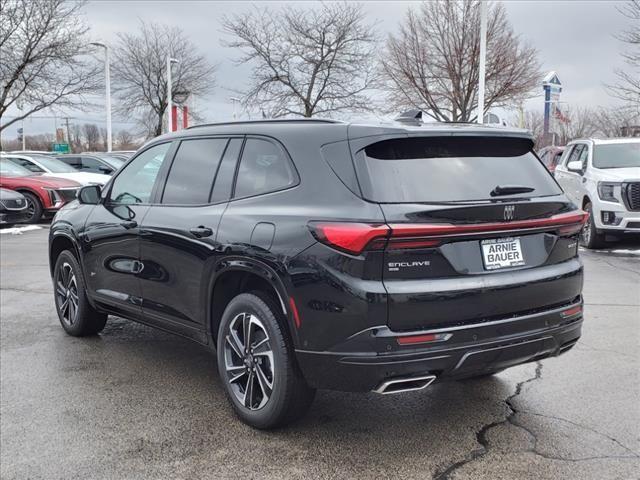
[48,119,587,429]
[554,138,640,248]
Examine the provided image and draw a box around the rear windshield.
[354,136,561,203]
[593,143,640,169]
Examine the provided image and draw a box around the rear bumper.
[296,301,583,392]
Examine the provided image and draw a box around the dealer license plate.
[481,237,525,270]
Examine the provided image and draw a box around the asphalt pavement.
[1,226,639,479]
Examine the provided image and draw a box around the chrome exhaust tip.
[373,374,437,395]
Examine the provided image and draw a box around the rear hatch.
[351,135,585,331]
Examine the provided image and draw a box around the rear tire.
[580,203,605,249]
[53,250,107,336]
[216,292,315,429]
[21,191,43,224]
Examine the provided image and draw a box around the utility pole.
[166,56,179,133]
[477,0,487,124]
[64,117,72,149]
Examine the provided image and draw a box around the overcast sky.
[3,0,632,139]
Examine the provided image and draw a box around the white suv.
[554,138,640,248]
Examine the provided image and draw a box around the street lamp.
[229,97,241,120]
[167,56,179,133]
[90,42,112,151]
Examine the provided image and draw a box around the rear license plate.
[481,237,525,270]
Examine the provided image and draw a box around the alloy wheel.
[25,198,36,220]
[55,262,79,326]
[581,211,591,246]
[223,312,275,410]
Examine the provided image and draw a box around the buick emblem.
[503,205,515,221]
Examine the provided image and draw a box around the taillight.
[308,222,389,255]
[309,211,588,254]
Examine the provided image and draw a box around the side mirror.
[566,160,583,174]
[77,184,102,204]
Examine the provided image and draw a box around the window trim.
[230,135,300,202]
[103,140,176,206]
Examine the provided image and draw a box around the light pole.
[167,56,179,133]
[229,97,241,120]
[90,42,112,151]
[477,0,487,124]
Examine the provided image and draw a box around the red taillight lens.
[308,222,390,254]
[396,333,452,345]
[561,305,582,318]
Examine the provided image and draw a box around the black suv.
[48,119,586,428]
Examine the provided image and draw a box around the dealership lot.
[1,227,638,479]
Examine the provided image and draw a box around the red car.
[0,158,82,223]
[537,146,566,173]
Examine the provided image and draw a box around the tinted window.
[109,143,171,204]
[27,155,76,173]
[7,157,45,173]
[593,143,640,169]
[211,138,242,204]
[81,157,112,174]
[234,138,297,198]
[162,138,227,205]
[1,159,32,175]
[355,136,562,203]
[565,144,583,166]
[58,156,82,169]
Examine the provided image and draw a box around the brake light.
[308,222,389,254]
[561,305,582,318]
[397,333,451,345]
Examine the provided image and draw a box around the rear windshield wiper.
[490,185,536,197]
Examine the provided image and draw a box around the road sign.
[52,143,70,153]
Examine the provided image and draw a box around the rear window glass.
[354,136,561,203]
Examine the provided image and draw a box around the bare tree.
[0,0,99,144]
[222,3,379,118]
[513,109,544,147]
[555,106,599,145]
[82,123,101,151]
[112,21,216,137]
[607,1,640,105]
[115,129,135,149]
[591,106,640,137]
[381,1,541,122]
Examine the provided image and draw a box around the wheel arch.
[207,258,294,346]
[49,231,81,277]
[582,196,591,209]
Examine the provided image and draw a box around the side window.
[109,143,171,204]
[9,157,44,173]
[59,156,82,169]
[577,145,589,171]
[162,138,227,205]
[234,138,298,199]
[81,157,111,174]
[566,145,583,166]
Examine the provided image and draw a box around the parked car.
[9,150,55,155]
[49,119,587,429]
[1,159,81,223]
[1,153,110,185]
[55,153,125,175]
[537,145,565,173]
[0,188,29,226]
[554,138,640,248]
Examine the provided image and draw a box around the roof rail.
[187,118,343,129]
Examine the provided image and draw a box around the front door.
[138,137,242,341]
[81,142,173,317]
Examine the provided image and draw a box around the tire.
[217,292,316,429]
[21,191,43,224]
[53,250,107,336]
[580,203,605,249]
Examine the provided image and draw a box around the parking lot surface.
[1,226,639,479]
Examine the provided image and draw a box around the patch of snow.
[0,225,42,235]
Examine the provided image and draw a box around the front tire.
[580,202,605,249]
[21,191,43,224]
[217,292,315,429]
[53,250,107,336]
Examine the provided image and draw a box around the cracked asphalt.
[1,227,639,479]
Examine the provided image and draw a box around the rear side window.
[354,136,561,203]
[234,138,297,199]
[162,138,228,205]
[81,156,112,174]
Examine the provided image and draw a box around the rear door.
[350,135,584,331]
[138,137,242,340]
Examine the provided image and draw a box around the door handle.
[581,177,587,183]
[190,226,213,238]
[120,220,137,229]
